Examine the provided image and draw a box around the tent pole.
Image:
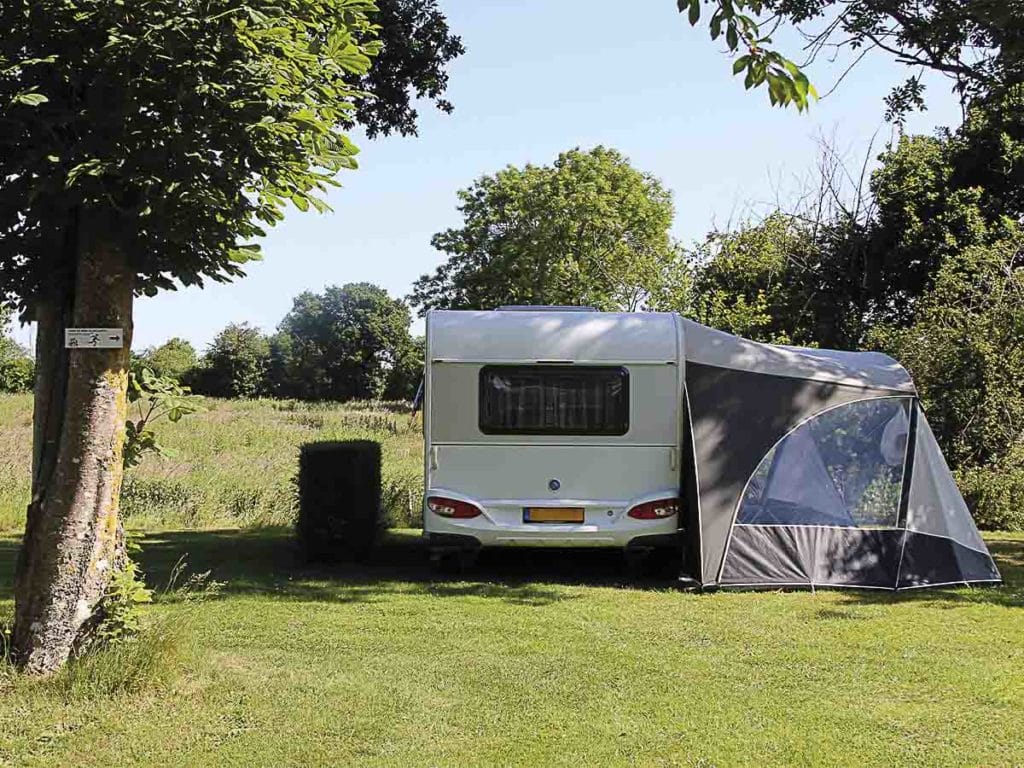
[893,400,920,590]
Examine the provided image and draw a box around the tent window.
[478,365,629,435]
[737,398,911,528]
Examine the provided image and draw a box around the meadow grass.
[0,393,424,533]
[0,529,1021,767]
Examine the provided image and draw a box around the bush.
[296,440,382,560]
[958,460,1024,532]
[188,323,270,398]
[0,336,33,393]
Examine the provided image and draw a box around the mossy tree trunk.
[12,212,134,674]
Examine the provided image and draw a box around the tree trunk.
[12,214,134,674]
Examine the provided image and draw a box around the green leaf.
[688,0,700,26]
[12,92,48,107]
[732,55,750,75]
[726,24,738,50]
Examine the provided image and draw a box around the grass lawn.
[1,529,1022,767]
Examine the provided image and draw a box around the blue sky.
[13,0,963,351]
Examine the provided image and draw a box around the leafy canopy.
[135,337,198,383]
[1,1,386,311]
[273,282,412,401]
[868,85,1024,321]
[346,0,464,138]
[190,322,271,399]
[410,147,679,314]
[124,367,205,469]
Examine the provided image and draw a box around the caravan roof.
[428,310,681,363]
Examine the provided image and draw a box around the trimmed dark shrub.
[297,440,382,560]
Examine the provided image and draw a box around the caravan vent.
[495,305,598,312]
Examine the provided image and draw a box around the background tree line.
[136,282,423,403]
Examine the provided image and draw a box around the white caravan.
[423,307,684,562]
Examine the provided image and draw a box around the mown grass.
[0,393,423,533]
[0,529,1022,767]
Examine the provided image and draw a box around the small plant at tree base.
[74,555,153,655]
[124,367,205,469]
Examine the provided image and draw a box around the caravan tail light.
[427,496,482,519]
[627,498,680,520]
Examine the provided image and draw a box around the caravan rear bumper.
[423,490,680,549]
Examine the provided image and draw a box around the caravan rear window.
[478,365,629,435]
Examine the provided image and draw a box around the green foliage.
[868,87,1024,320]
[296,440,383,561]
[679,0,816,111]
[673,90,1024,349]
[0,335,33,393]
[0,1,391,309]
[675,215,814,344]
[653,212,873,347]
[272,283,414,401]
[346,0,465,138]
[868,241,1024,470]
[189,323,270,399]
[124,367,205,469]
[136,338,198,383]
[84,558,153,651]
[410,146,679,314]
[384,334,424,401]
[868,240,1024,529]
[679,0,1022,119]
[959,457,1024,532]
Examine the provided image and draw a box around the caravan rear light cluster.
[627,498,680,520]
[427,496,482,519]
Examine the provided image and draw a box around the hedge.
[296,440,382,561]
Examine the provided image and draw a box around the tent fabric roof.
[681,319,915,393]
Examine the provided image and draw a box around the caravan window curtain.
[478,365,629,436]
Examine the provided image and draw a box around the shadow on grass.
[129,527,679,608]
[0,530,1020,610]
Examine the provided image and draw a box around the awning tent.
[680,319,1001,590]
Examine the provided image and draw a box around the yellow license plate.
[525,507,585,523]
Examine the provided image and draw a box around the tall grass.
[0,394,424,533]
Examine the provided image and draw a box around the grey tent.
[680,319,1001,591]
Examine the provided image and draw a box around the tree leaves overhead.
[347,0,465,138]
[409,147,681,315]
[0,0,463,313]
[679,0,817,112]
[678,0,1024,119]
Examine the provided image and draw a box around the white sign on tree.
[64,328,124,349]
